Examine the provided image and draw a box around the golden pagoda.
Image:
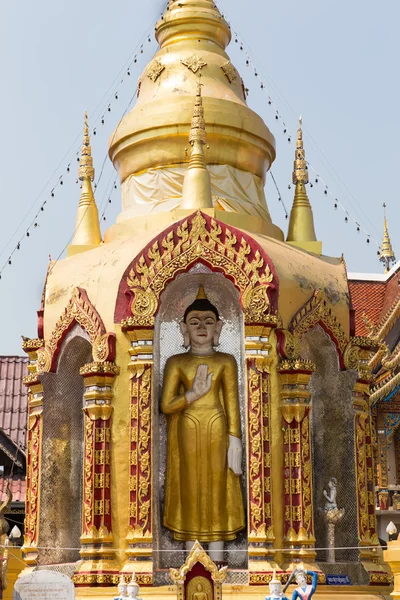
[20,1,393,598]
[379,203,396,273]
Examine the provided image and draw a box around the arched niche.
[152,264,248,578]
[300,326,360,565]
[39,326,92,566]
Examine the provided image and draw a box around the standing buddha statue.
[161,286,245,560]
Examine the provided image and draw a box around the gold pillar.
[21,338,44,568]
[245,326,279,584]
[278,360,317,569]
[120,328,154,586]
[353,378,380,564]
[73,362,120,586]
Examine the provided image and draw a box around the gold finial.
[292,116,308,185]
[78,111,95,182]
[287,117,321,254]
[67,112,102,257]
[180,77,213,210]
[196,285,207,300]
[379,203,396,273]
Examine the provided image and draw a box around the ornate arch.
[37,287,115,373]
[114,211,279,326]
[278,289,349,369]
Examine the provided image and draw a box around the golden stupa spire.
[67,112,102,257]
[286,117,321,255]
[379,203,396,273]
[180,78,213,210]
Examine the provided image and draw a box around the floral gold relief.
[128,364,152,543]
[121,211,278,327]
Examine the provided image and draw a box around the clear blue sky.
[0,0,399,354]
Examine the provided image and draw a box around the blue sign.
[326,574,351,586]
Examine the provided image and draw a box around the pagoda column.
[376,412,389,509]
[245,326,277,584]
[120,327,154,586]
[353,377,380,562]
[278,360,317,569]
[73,362,120,586]
[21,338,44,567]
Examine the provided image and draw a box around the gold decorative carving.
[37,287,113,373]
[278,359,315,373]
[124,212,277,327]
[128,365,152,542]
[80,362,120,376]
[21,338,44,351]
[290,289,348,354]
[72,573,120,585]
[146,59,165,82]
[181,55,207,73]
[221,61,237,83]
[170,540,227,584]
[83,415,95,534]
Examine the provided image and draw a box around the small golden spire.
[67,112,102,257]
[379,203,396,273]
[180,78,213,210]
[286,117,321,254]
[78,112,95,182]
[196,285,207,300]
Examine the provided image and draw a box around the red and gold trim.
[21,339,45,567]
[279,360,317,567]
[73,361,119,586]
[121,328,154,584]
[353,380,380,562]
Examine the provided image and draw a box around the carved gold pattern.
[170,540,227,584]
[290,289,348,354]
[80,362,120,376]
[123,212,277,327]
[128,364,152,543]
[83,415,95,534]
[37,287,113,373]
[355,408,379,557]
[181,55,207,73]
[21,338,44,351]
[146,59,165,82]
[22,413,42,564]
[221,61,237,83]
[72,573,120,585]
[278,359,315,373]
[247,359,272,544]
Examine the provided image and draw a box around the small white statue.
[114,575,128,599]
[323,477,338,511]
[265,570,289,600]
[127,578,142,600]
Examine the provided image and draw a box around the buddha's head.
[328,477,337,489]
[295,569,307,587]
[180,286,222,350]
[196,584,203,592]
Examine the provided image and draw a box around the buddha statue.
[161,286,245,560]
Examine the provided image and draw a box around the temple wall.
[302,326,359,563]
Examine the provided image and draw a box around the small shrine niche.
[170,541,227,600]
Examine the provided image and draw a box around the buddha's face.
[197,584,202,592]
[296,572,306,587]
[181,310,222,349]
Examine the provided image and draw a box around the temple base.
[73,584,392,599]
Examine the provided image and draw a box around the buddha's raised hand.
[185,364,213,404]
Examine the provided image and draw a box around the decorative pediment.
[115,211,279,327]
[170,540,227,584]
[37,287,115,373]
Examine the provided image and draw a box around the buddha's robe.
[161,351,245,541]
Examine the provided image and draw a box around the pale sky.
[0,0,399,354]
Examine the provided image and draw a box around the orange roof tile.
[0,357,28,452]
[348,280,386,336]
[0,476,25,503]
